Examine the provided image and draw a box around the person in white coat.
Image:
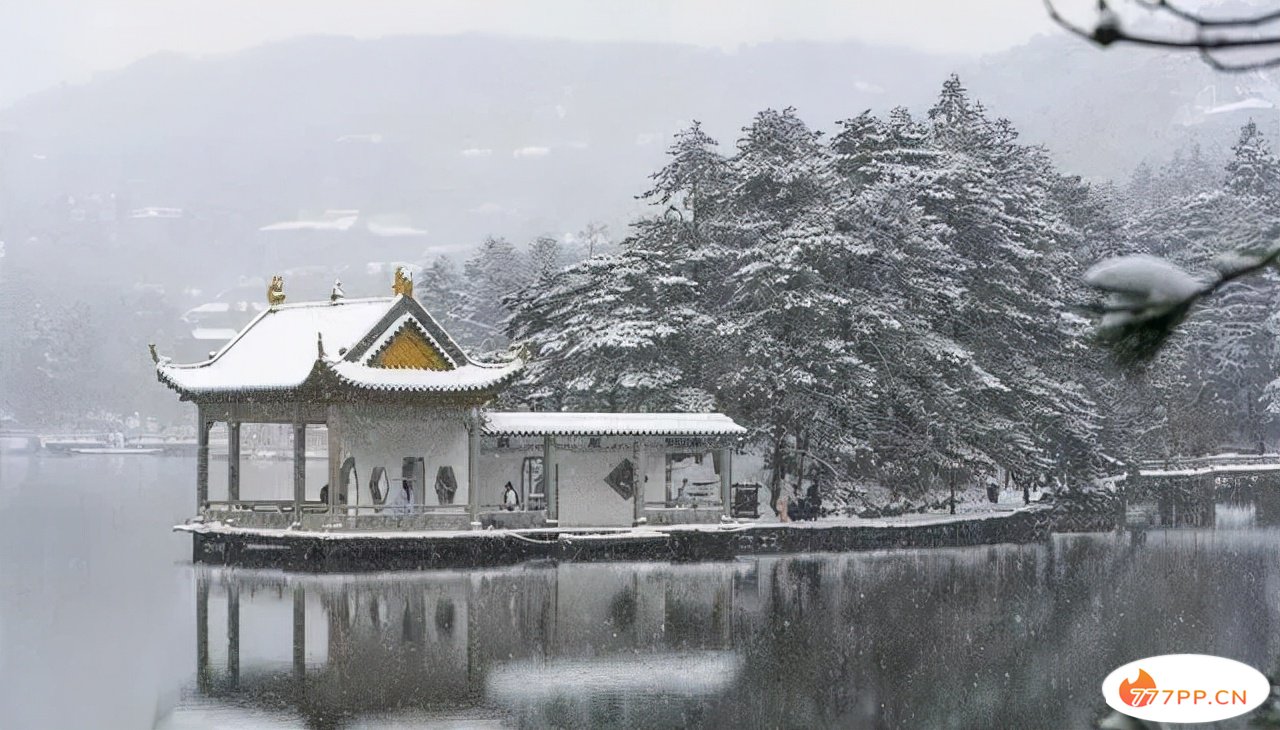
[389,478,415,515]
[502,482,520,511]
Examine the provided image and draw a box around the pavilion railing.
[203,500,467,515]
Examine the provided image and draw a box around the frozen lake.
[2,454,1279,728]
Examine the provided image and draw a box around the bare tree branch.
[1045,0,1280,71]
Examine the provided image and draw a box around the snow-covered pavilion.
[154,272,746,533]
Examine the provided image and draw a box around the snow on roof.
[158,296,522,397]
[330,360,523,393]
[481,412,747,437]
[358,313,460,369]
[158,298,395,393]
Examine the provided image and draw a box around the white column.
[196,407,210,513]
[634,439,647,525]
[227,421,241,502]
[326,407,340,515]
[544,435,558,524]
[720,446,733,520]
[292,421,306,524]
[468,409,481,528]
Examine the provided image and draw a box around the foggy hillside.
[3,33,1269,254]
[3,31,1279,424]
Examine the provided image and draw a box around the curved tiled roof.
[328,360,524,393]
[155,296,520,399]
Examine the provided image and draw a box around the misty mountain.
[4,31,1279,424]
[1,33,1272,274]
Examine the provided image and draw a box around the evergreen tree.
[528,235,565,285]
[1225,119,1280,200]
[454,236,527,351]
[641,120,729,232]
[509,78,1154,512]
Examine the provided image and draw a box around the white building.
[154,272,746,533]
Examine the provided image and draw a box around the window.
[605,458,635,500]
[666,452,719,503]
[402,457,425,505]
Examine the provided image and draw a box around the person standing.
[390,478,415,515]
[502,481,520,511]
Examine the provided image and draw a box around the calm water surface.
[2,455,1279,729]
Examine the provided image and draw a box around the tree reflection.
[183,534,1280,728]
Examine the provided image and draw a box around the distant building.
[256,209,429,272]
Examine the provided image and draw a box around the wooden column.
[544,435,558,524]
[720,446,733,520]
[633,440,647,525]
[196,407,211,513]
[326,407,340,515]
[467,409,481,528]
[226,582,240,685]
[292,421,306,524]
[227,421,241,502]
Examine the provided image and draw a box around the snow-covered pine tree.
[415,255,465,328]
[641,120,730,234]
[453,236,528,351]
[831,110,891,193]
[1226,119,1280,200]
[528,235,565,285]
[506,126,727,412]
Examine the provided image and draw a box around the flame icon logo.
[1120,668,1158,707]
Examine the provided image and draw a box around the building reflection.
[185,535,1280,729]
[191,562,740,727]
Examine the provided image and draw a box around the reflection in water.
[169,532,1280,729]
[182,563,738,728]
[6,456,1280,729]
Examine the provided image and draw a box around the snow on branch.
[1084,244,1280,364]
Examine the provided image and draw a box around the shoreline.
[180,505,1054,571]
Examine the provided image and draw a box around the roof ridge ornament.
[330,278,345,303]
[267,275,286,307]
[147,342,171,366]
[317,332,327,360]
[392,266,414,299]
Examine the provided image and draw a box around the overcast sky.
[2,0,1057,106]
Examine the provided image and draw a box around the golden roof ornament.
[267,275,286,307]
[392,266,414,299]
